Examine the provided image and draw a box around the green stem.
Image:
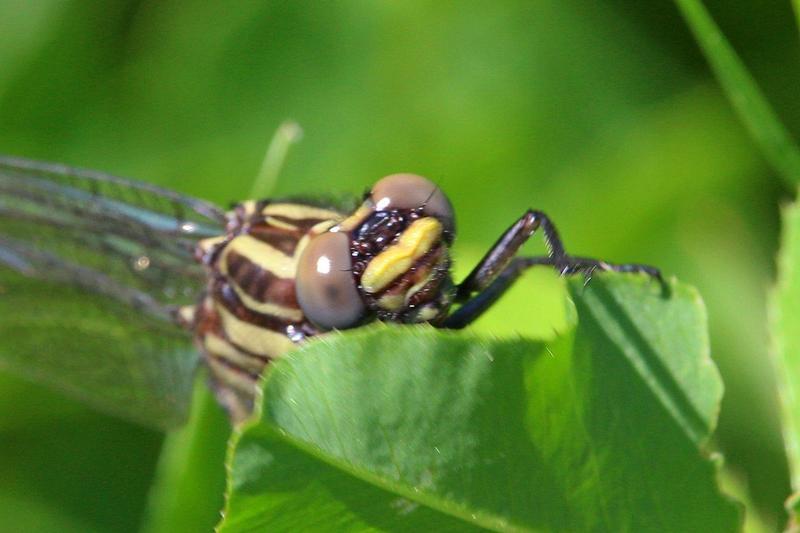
[248,120,304,199]
[140,383,230,533]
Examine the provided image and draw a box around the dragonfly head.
[295,173,456,330]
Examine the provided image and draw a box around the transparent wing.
[0,156,227,316]
[0,156,227,428]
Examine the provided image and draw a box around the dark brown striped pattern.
[223,249,299,308]
[212,276,294,334]
[191,200,343,424]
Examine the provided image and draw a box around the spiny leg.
[455,210,567,301]
[558,256,663,285]
[444,255,663,329]
[444,210,664,329]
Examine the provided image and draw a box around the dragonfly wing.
[0,156,226,312]
[0,156,226,429]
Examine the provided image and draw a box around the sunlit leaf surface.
[0,270,198,430]
[220,275,738,532]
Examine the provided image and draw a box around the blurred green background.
[0,1,796,531]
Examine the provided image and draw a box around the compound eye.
[295,231,365,330]
[371,173,455,235]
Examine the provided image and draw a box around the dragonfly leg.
[443,255,663,329]
[454,209,570,302]
[443,209,664,329]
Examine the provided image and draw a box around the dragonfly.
[0,155,663,427]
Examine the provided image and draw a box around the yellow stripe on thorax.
[230,283,304,321]
[361,217,443,293]
[293,219,339,262]
[204,333,264,374]
[337,204,372,232]
[216,304,295,357]
[262,203,343,222]
[221,234,296,279]
[264,216,300,230]
[205,356,256,395]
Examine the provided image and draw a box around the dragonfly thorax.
[193,199,344,421]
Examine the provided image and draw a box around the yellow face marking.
[404,270,436,305]
[216,304,296,357]
[205,333,264,374]
[336,204,373,232]
[229,282,304,321]
[361,217,443,294]
[262,203,343,222]
[221,234,296,279]
[403,251,447,305]
[377,293,405,312]
[418,306,439,321]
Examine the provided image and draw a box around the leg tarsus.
[577,257,668,296]
[443,254,666,329]
[562,256,667,295]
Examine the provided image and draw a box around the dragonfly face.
[297,173,457,329]
[0,156,664,427]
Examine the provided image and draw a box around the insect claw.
[655,273,671,299]
[582,266,596,287]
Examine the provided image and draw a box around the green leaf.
[0,272,198,430]
[571,276,721,446]
[674,0,800,186]
[773,197,800,524]
[220,275,739,531]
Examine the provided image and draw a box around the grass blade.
[675,0,800,186]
